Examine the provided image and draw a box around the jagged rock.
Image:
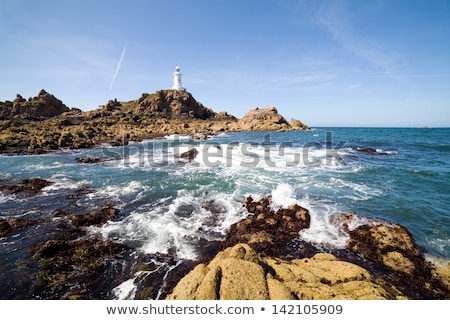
[214,111,237,120]
[0,90,70,120]
[123,90,216,119]
[166,243,395,300]
[222,195,310,256]
[166,199,450,300]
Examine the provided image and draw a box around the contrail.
[109,42,128,91]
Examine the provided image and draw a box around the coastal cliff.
[0,90,309,154]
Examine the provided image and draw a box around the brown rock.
[180,148,199,160]
[0,90,70,120]
[290,118,310,130]
[0,217,44,237]
[166,244,394,300]
[69,205,119,227]
[222,195,310,256]
[123,90,217,119]
[347,221,450,298]
[238,106,291,131]
[0,178,52,195]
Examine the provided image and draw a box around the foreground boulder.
[166,243,395,300]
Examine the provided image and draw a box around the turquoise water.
[1,128,449,291]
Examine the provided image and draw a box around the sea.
[0,127,449,299]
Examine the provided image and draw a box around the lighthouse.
[172,66,186,91]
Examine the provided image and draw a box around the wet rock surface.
[0,217,44,237]
[222,195,310,256]
[0,178,52,195]
[180,148,199,161]
[75,156,109,164]
[347,222,449,299]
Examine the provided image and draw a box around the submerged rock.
[0,217,44,237]
[31,237,131,299]
[0,178,52,195]
[180,148,199,161]
[75,156,109,164]
[354,147,391,155]
[68,204,119,227]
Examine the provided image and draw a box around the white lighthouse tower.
[172,66,186,91]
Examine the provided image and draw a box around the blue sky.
[1,0,449,127]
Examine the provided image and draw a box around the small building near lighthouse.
[172,66,186,91]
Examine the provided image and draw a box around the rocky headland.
[0,89,309,154]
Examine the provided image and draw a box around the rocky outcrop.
[222,195,310,256]
[0,90,70,120]
[166,243,396,300]
[121,90,217,120]
[238,106,309,131]
[345,218,449,298]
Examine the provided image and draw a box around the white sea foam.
[86,181,149,206]
[96,190,246,260]
[329,177,383,201]
[24,161,71,172]
[163,134,192,141]
[112,276,138,300]
[42,175,92,193]
[255,183,351,249]
[270,183,297,210]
